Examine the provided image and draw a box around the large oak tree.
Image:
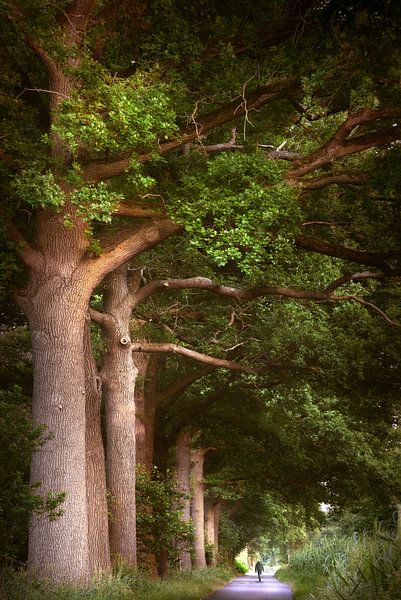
[2,0,401,583]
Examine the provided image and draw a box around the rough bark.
[191,448,207,569]
[175,431,192,570]
[100,266,138,565]
[288,108,401,178]
[20,214,92,582]
[84,320,111,573]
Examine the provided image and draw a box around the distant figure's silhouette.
[255,561,264,582]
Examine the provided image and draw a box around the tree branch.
[81,78,298,182]
[260,145,301,161]
[295,235,399,275]
[297,171,369,189]
[133,272,401,330]
[289,108,401,178]
[88,307,112,327]
[85,218,183,287]
[183,128,243,154]
[324,271,385,294]
[340,295,401,328]
[114,202,165,218]
[134,276,340,307]
[4,218,44,271]
[130,342,255,373]
[157,365,218,405]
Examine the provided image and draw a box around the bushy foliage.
[234,559,248,574]
[0,386,65,564]
[135,467,192,564]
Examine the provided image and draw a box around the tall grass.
[277,526,401,600]
[3,566,233,600]
[288,534,353,577]
[317,528,401,600]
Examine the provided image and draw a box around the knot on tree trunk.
[119,336,131,346]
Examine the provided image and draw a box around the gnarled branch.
[340,295,401,328]
[289,108,401,178]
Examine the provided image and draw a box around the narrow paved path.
[208,571,293,600]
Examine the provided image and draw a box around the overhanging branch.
[157,365,218,404]
[134,276,332,307]
[324,271,385,294]
[295,235,399,275]
[131,342,255,373]
[289,108,401,178]
[133,273,400,329]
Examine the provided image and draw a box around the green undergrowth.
[276,567,323,600]
[3,566,233,600]
[276,526,401,600]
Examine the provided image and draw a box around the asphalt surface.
[207,571,293,600]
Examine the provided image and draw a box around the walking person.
[255,560,264,582]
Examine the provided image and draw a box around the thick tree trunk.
[84,321,111,573]
[191,448,207,569]
[26,286,90,582]
[100,266,138,565]
[103,343,137,564]
[176,431,192,570]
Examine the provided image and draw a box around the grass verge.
[275,566,324,600]
[4,566,233,600]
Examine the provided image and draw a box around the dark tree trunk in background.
[205,499,219,566]
[191,447,207,568]
[175,430,192,570]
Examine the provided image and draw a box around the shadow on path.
[207,572,293,600]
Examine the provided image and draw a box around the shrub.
[234,559,248,574]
